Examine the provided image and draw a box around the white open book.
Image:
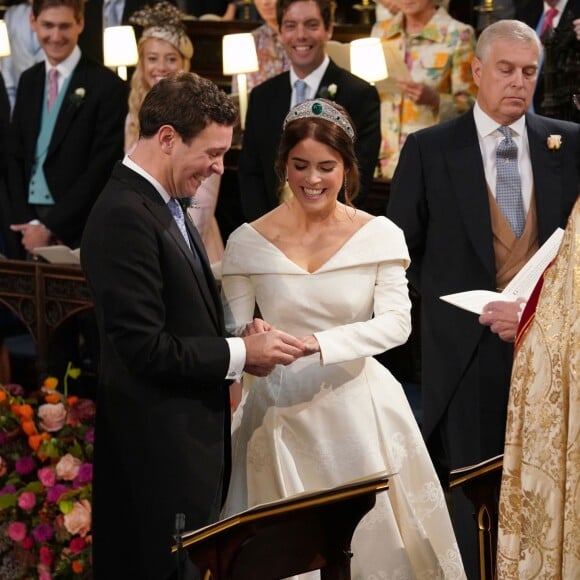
[440,227,564,315]
[32,245,81,265]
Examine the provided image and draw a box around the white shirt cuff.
[225,336,246,380]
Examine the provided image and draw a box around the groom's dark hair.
[139,72,237,145]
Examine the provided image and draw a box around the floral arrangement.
[0,375,95,579]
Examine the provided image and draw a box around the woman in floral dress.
[371,0,477,178]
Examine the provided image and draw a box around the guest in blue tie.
[387,19,580,577]
[238,0,381,221]
[81,72,306,580]
[0,0,45,111]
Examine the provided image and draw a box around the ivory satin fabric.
[221,217,465,579]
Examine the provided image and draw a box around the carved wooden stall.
[0,260,93,384]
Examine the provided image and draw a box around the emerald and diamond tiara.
[283,99,355,141]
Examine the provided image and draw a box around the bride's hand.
[300,335,320,356]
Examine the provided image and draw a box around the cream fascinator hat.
[129,1,194,61]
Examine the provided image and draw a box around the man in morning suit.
[7,0,127,256]
[81,72,306,580]
[516,0,580,122]
[238,0,381,221]
[387,19,580,576]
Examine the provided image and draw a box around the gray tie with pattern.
[167,198,192,251]
[496,126,525,238]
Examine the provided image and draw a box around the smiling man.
[238,0,381,221]
[387,19,580,576]
[81,72,306,580]
[6,0,127,256]
[4,0,127,382]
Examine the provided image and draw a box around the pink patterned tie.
[47,68,59,111]
[540,7,559,36]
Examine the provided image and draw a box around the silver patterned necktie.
[294,79,307,105]
[167,198,192,251]
[496,126,525,238]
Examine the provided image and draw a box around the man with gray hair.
[387,19,579,575]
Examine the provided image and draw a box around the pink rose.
[7,521,26,541]
[56,454,82,481]
[0,456,7,477]
[37,564,52,580]
[63,499,91,537]
[67,398,96,426]
[18,491,36,511]
[38,466,57,487]
[69,536,86,553]
[37,402,67,432]
[39,545,53,566]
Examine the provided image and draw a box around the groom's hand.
[243,329,305,371]
[242,317,274,336]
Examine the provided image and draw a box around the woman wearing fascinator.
[220,99,466,579]
[127,1,225,263]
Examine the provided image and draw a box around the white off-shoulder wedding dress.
[220,216,465,579]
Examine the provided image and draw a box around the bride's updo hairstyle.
[276,99,360,206]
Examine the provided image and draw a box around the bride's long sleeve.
[314,258,412,365]
[221,272,256,337]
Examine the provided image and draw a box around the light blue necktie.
[294,79,307,105]
[496,126,525,238]
[167,198,192,251]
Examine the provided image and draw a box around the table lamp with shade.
[222,33,259,130]
[349,37,388,86]
[103,26,139,81]
[0,19,11,62]
[350,37,388,178]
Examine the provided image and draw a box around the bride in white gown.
[220,99,465,579]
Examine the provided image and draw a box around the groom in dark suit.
[81,72,305,580]
[7,0,127,256]
[387,19,579,576]
[238,0,381,221]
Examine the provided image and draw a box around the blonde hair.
[125,35,193,152]
[125,2,194,152]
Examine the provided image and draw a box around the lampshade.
[0,20,11,58]
[103,26,138,69]
[350,37,388,84]
[222,33,259,75]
